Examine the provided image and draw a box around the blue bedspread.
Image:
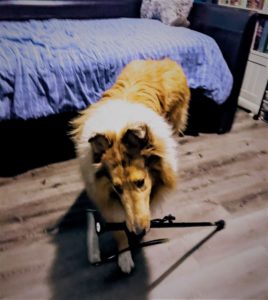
[0,18,233,121]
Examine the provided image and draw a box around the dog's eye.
[113,184,123,194]
[135,179,144,188]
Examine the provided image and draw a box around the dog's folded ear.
[122,124,150,155]
[88,134,111,163]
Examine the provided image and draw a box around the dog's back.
[102,58,190,133]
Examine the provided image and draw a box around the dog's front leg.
[113,231,134,274]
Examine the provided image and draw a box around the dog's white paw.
[118,251,135,274]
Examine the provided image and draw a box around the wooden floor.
[0,109,268,300]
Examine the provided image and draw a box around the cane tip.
[215,220,225,231]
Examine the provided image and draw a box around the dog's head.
[89,124,174,236]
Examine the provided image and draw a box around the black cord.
[93,238,169,266]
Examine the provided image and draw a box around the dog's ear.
[145,154,161,167]
[122,124,150,155]
[88,134,111,163]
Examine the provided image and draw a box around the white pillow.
[140,0,193,27]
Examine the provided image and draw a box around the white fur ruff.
[76,99,178,201]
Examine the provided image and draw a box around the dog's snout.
[134,227,146,238]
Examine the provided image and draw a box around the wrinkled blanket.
[0,18,233,120]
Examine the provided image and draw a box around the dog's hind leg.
[87,211,101,264]
[113,231,134,274]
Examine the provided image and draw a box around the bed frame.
[0,1,257,176]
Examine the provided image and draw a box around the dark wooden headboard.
[188,3,257,133]
[189,3,257,97]
[0,0,142,20]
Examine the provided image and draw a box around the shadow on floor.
[48,191,149,300]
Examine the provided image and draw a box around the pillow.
[140,0,193,27]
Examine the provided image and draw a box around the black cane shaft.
[103,220,224,231]
[151,221,215,228]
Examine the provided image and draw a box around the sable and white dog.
[71,58,190,273]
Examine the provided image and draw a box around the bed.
[0,0,257,175]
[0,17,233,120]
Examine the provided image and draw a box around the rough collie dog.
[71,58,190,273]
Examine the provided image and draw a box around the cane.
[86,209,225,265]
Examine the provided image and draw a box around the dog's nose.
[134,227,146,238]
